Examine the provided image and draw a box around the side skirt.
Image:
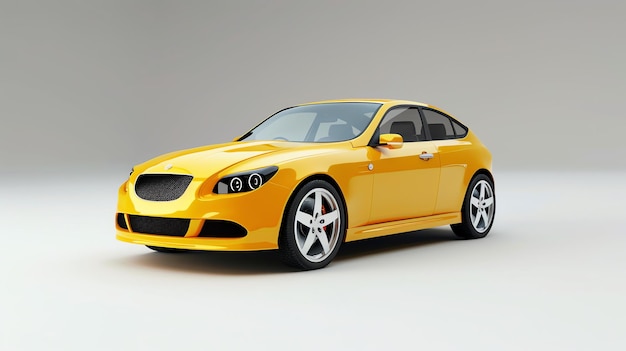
[345,212,461,242]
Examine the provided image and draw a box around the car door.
[368,107,441,223]
[421,107,472,214]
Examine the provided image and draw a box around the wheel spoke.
[301,229,317,254]
[470,197,480,208]
[481,209,490,226]
[483,197,494,208]
[313,191,323,216]
[319,210,339,225]
[479,183,485,199]
[295,210,313,227]
[316,229,331,254]
[472,211,482,228]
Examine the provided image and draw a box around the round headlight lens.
[214,166,278,194]
[229,177,243,192]
[248,173,262,189]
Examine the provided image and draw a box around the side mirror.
[379,133,403,149]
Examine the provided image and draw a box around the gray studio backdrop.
[1,0,624,177]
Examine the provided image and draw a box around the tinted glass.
[241,103,381,142]
[452,119,468,138]
[422,109,456,140]
[379,107,424,142]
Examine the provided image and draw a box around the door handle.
[419,152,434,161]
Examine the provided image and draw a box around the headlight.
[214,166,279,194]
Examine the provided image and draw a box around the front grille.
[135,174,193,201]
[128,215,189,237]
[198,220,247,238]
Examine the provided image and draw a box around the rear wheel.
[451,174,496,239]
[146,245,189,253]
[279,180,346,270]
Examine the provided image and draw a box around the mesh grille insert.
[135,174,193,201]
[128,215,189,237]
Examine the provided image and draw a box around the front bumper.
[116,229,278,251]
[116,175,292,251]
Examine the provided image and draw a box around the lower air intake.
[128,215,189,237]
[117,213,128,229]
[198,220,247,238]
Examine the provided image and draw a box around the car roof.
[298,99,457,117]
[300,98,428,106]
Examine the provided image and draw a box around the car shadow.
[335,227,458,262]
[116,228,459,275]
[115,250,297,276]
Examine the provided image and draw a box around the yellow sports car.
[116,99,495,270]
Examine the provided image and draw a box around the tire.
[279,180,346,270]
[146,245,189,253]
[451,174,496,239]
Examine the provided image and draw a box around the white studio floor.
[2,171,625,350]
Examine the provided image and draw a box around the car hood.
[135,141,338,178]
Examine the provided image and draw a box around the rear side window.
[452,119,468,138]
[422,109,467,140]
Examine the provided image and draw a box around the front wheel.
[279,180,346,270]
[451,174,496,239]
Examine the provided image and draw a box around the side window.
[379,107,424,142]
[422,109,458,140]
[451,119,468,138]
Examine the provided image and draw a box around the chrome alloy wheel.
[469,179,495,233]
[293,188,342,263]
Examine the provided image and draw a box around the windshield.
[240,102,382,142]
